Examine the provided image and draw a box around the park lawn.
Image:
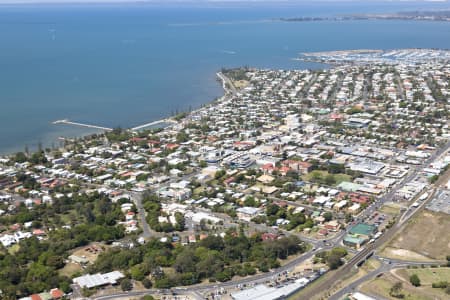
[379,203,403,217]
[193,186,205,196]
[360,276,394,298]
[56,209,83,225]
[302,184,318,193]
[8,244,20,255]
[398,267,450,285]
[59,262,82,278]
[333,173,353,184]
[360,276,428,300]
[360,272,449,300]
[381,210,450,261]
[361,258,381,272]
[233,80,250,89]
[302,170,352,186]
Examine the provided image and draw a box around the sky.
[0,0,447,3]
[0,0,448,8]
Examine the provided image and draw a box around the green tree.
[390,282,404,298]
[243,196,257,207]
[266,204,280,216]
[120,278,133,291]
[327,253,343,269]
[430,175,439,183]
[325,174,336,186]
[130,265,145,281]
[176,131,189,143]
[215,169,226,180]
[142,278,152,289]
[410,274,421,287]
[14,152,28,163]
[174,249,197,273]
[323,212,333,222]
[432,281,448,289]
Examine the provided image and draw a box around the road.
[90,140,450,300]
[217,72,238,96]
[394,72,405,101]
[328,263,390,300]
[300,73,318,102]
[294,140,450,299]
[131,191,154,239]
[328,258,444,300]
[93,248,323,300]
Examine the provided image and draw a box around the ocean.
[0,1,450,154]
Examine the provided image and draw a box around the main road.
[328,258,445,300]
[295,140,450,299]
[92,247,325,300]
[89,140,450,300]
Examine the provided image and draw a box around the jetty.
[52,119,113,131]
[131,118,177,131]
[53,118,177,133]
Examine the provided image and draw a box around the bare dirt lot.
[382,210,450,261]
[71,242,107,264]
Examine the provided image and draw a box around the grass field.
[59,262,82,278]
[360,270,450,300]
[381,210,450,261]
[193,186,205,195]
[8,244,20,255]
[397,267,450,286]
[302,170,352,186]
[379,202,403,217]
[233,80,249,89]
[361,276,429,300]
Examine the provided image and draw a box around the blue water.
[0,1,450,154]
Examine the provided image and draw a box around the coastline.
[0,71,230,157]
[2,5,450,155]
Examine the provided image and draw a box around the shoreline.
[0,71,230,158]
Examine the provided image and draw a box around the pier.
[53,118,178,133]
[52,119,113,131]
[131,118,177,131]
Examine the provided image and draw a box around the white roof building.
[231,278,310,300]
[190,212,222,224]
[73,271,125,289]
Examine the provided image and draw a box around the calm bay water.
[0,2,450,154]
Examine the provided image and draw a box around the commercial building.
[343,223,377,248]
[73,271,125,289]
